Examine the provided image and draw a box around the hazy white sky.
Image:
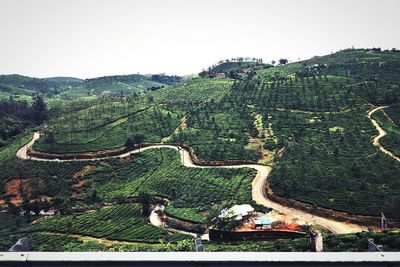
[0,0,399,78]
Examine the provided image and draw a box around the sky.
[0,0,399,78]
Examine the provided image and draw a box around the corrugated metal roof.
[255,218,273,225]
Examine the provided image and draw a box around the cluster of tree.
[136,192,155,216]
[199,57,266,78]
[215,57,264,65]
[151,74,182,85]
[277,58,289,65]
[146,85,165,92]
[0,93,48,143]
[295,63,328,78]
[125,134,145,149]
[1,99,30,120]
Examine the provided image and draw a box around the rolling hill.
[62,74,181,98]
[0,48,400,252]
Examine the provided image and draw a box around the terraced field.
[1,48,400,252]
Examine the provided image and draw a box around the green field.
[23,204,189,243]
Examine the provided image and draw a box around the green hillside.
[44,77,83,84]
[200,60,270,78]
[0,74,62,97]
[212,61,259,73]
[1,48,400,251]
[26,49,400,219]
[62,74,168,98]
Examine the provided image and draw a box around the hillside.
[0,48,400,252]
[200,60,269,78]
[27,48,400,217]
[212,61,259,73]
[44,77,83,84]
[62,74,180,98]
[0,74,62,99]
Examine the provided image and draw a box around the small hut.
[254,217,273,229]
[219,204,254,220]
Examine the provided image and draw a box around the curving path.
[16,132,367,234]
[367,106,400,162]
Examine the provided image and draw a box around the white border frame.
[1,252,400,262]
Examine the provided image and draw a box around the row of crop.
[92,149,255,223]
[262,104,400,218]
[231,75,367,111]
[135,151,254,208]
[152,78,233,103]
[24,204,189,243]
[49,101,148,133]
[268,117,400,218]
[164,206,208,224]
[34,106,180,153]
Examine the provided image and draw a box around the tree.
[31,92,47,122]
[133,134,145,146]
[45,132,56,147]
[125,137,136,150]
[125,134,145,150]
[278,58,288,65]
[137,192,154,216]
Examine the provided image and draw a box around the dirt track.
[16,132,368,234]
[367,106,400,162]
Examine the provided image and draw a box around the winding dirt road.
[368,106,400,162]
[16,132,368,234]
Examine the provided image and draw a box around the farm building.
[218,204,254,220]
[254,217,273,229]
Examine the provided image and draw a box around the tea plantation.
[1,48,400,251]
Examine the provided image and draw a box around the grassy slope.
[211,61,259,73]
[0,205,190,251]
[33,77,233,153]
[252,50,400,218]
[63,75,165,98]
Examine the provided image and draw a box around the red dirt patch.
[284,223,302,231]
[1,178,46,204]
[71,165,96,197]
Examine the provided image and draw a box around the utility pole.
[194,238,205,252]
[381,212,387,230]
[9,238,29,252]
[368,239,383,252]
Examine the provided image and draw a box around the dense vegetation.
[0,205,191,251]
[1,48,400,251]
[0,92,48,145]
[372,107,400,157]
[62,74,166,98]
[205,230,400,252]
[23,204,189,243]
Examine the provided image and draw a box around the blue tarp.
[259,218,272,225]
